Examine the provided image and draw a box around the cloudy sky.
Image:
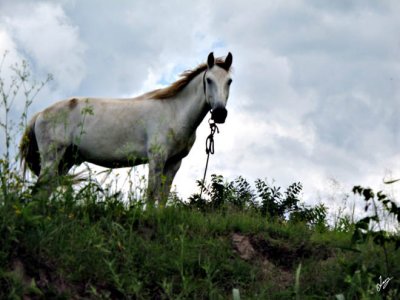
[1,0,399,212]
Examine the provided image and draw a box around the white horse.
[20,52,233,203]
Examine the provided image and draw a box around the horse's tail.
[19,113,41,178]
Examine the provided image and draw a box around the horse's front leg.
[147,151,166,206]
[160,158,182,205]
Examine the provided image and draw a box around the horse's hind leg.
[33,144,67,198]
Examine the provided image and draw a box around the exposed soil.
[231,233,333,290]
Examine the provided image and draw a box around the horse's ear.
[207,52,215,69]
[224,52,233,70]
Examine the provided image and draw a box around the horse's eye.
[206,78,212,85]
[227,79,233,85]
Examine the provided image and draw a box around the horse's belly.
[83,156,149,169]
[77,138,148,168]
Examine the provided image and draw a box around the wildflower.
[13,205,21,215]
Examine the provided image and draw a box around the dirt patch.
[232,233,294,289]
[260,259,293,290]
[250,235,305,270]
[232,233,308,269]
[249,234,332,270]
[232,233,256,260]
[232,232,334,290]
[8,256,74,298]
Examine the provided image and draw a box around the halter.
[202,70,208,102]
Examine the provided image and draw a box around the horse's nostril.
[211,107,228,123]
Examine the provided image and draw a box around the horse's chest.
[167,129,196,157]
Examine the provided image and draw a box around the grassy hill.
[1,170,399,299]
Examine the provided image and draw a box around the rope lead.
[199,118,219,199]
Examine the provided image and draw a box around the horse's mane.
[150,57,231,100]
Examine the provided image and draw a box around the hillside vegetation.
[0,169,399,299]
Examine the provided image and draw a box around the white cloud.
[0,29,20,64]
[1,1,86,93]
[0,28,25,95]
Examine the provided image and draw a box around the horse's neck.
[172,72,209,131]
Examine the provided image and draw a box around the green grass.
[0,181,399,299]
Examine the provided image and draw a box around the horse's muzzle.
[211,107,228,124]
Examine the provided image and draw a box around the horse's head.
[204,52,233,124]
